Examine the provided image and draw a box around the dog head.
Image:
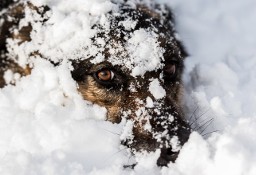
[0,0,191,166]
[71,2,191,166]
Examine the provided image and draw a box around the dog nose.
[156,119,191,166]
[157,148,179,166]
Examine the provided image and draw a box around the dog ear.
[0,2,49,87]
[163,5,188,60]
[0,2,28,87]
[133,4,188,61]
[0,2,31,56]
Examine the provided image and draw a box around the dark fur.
[0,1,191,166]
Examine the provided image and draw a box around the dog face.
[0,1,191,166]
[71,3,191,166]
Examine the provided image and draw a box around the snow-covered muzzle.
[120,82,191,166]
[0,0,191,167]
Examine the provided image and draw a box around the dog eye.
[96,69,114,81]
[163,61,179,82]
[93,67,125,88]
[164,63,176,75]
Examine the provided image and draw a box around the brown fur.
[0,2,46,85]
[0,1,191,166]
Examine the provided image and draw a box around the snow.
[127,29,164,76]
[1,0,256,174]
[148,78,166,100]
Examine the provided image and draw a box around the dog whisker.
[188,106,199,123]
[189,108,211,128]
[103,147,128,164]
[101,128,121,136]
[195,118,214,132]
[202,130,220,137]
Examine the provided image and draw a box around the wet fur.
[0,1,191,166]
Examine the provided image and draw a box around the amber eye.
[97,69,114,81]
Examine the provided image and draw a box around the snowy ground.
[1,0,256,174]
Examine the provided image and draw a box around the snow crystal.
[119,18,137,30]
[3,69,14,84]
[134,150,160,172]
[148,78,166,100]
[120,120,134,144]
[169,136,181,152]
[146,97,154,108]
[127,29,164,76]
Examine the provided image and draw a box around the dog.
[0,0,191,166]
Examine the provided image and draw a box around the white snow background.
[1,0,256,174]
